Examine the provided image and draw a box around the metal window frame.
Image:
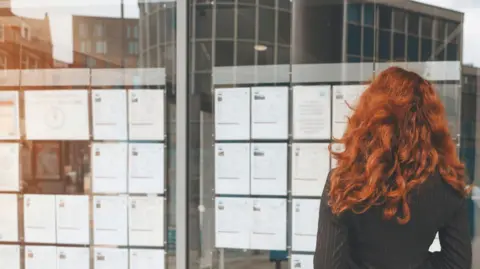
[176,0,189,268]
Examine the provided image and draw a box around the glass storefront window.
[0,0,479,268]
[0,0,177,268]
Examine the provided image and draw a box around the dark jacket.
[314,171,472,269]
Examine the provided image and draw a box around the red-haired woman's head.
[329,66,469,224]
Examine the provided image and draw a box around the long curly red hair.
[329,66,470,224]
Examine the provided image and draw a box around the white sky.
[8,0,480,67]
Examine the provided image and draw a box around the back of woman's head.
[329,66,469,224]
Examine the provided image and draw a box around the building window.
[394,10,406,32]
[133,25,139,38]
[95,41,107,54]
[80,41,91,53]
[436,20,445,40]
[79,23,88,37]
[378,30,391,61]
[363,27,374,58]
[128,41,139,55]
[0,24,4,42]
[347,24,361,55]
[86,57,96,67]
[407,36,419,61]
[0,55,7,69]
[364,4,374,26]
[421,16,433,38]
[347,4,361,24]
[94,24,104,37]
[347,55,361,62]
[379,5,392,29]
[393,33,406,60]
[447,43,458,61]
[21,23,30,40]
[421,38,432,61]
[408,13,419,35]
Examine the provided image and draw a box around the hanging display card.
[91,142,128,194]
[93,196,128,245]
[0,143,20,192]
[128,89,165,141]
[291,143,330,196]
[56,247,90,269]
[94,248,128,269]
[128,143,164,194]
[92,90,128,140]
[214,88,250,140]
[25,246,57,269]
[0,194,18,242]
[0,91,20,140]
[215,197,252,249]
[24,195,56,243]
[332,85,366,138]
[250,143,288,195]
[250,198,287,250]
[293,86,331,140]
[214,143,250,195]
[292,199,321,252]
[130,249,165,269]
[291,254,314,269]
[251,86,289,139]
[25,90,89,140]
[55,195,89,244]
[0,245,20,269]
[128,196,164,247]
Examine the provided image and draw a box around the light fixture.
[254,44,268,51]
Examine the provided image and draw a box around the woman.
[315,67,472,269]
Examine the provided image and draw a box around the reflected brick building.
[0,14,54,69]
[72,15,139,68]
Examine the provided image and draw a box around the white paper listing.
[332,85,366,138]
[215,143,250,195]
[215,197,252,249]
[293,86,331,140]
[215,88,250,140]
[24,194,56,243]
[130,249,165,269]
[92,90,128,140]
[0,143,20,192]
[128,90,165,141]
[25,90,89,140]
[292,199,321,252]
[93,196,128,245]
[0,194,18,242]
[56,195,89,244]
[128,143,164,194]
[291,254,314,269]
[251,87,289,139]
[94,248,128,269]
[25,246,57,269]
[92,142,128,194]
[128,196,164,247]
[250,198,287,250]
[0,91,20,140]
[251,143,288,195]
[57,247,89,269]
[292,143,330,196]
[0,245,20,269]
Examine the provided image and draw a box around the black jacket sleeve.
[314,171,356,269]
[421,198,472,269]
